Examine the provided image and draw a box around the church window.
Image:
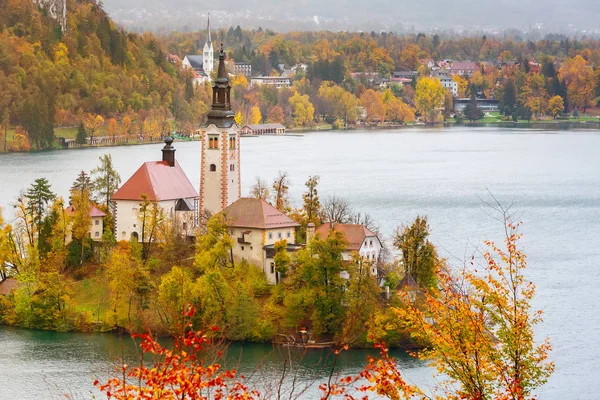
[208,136,218,149]
[230,164,235,171]
[210,164,216,172]
[229,137,236,149]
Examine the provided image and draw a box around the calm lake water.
[1,126,600,398]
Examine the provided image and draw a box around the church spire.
[205,43,235,128]
[206,14,212,46]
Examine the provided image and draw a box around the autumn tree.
[520,73,548,118]
[250,105,262,124]
[83,113,104,144]
[322,195,353,224]
[289,92,315,126]
[68,186,92,266]
[303,175,321,224]
[267,105,285,124]
[548,95,565,119]
[249,177,270,201]
[559,55,596,112]
[414,77,446,123]
[360,89,385,124]
[318,82,360,126]
[107,118,118,143]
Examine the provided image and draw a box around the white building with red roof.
[65,204,107,242]
[112,137,198,242]
[313,222,382,277]
[222,198,300,284]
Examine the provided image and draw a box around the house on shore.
[65,205,106,242]
[454,98,499,112]
[223,198,301,284]
[112,138,198,242]
[313,222,382,277]
[241,124,286,136]
[250,76,292,89]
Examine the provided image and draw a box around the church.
[182,16,214,85]
[113,43,300,283]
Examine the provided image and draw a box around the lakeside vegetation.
[2,0,600,153]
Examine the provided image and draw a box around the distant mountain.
[100,0,600,33]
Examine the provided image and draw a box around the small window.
[182,222,187,231]
[241,246,245,251]
[95,220,99,226]
[230,164,235,171]
[121,231,126,239]
[95,231,100,237]
[209,136,219,149]
[278,232,282,239]
[370,240,373,246]
[133,224,136,228]
[287,231,291,238]
[210,164,217,172]
[270,262,275,274]
[268,233,273,239]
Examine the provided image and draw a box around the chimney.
[306,222,315,244]
[162,136,175,167]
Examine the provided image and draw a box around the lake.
[1,126,600,398]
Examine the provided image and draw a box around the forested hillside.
[0,0,199,150]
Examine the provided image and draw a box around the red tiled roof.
[112,161,198,202]
[223,198,299,229]
[315,223,378,251]
[65,205,107,218]
[0,278,19,296]
[450,62,478,70]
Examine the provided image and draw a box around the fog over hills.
[101,0,600,34]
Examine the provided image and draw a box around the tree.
[96,310,259,399]
[548,95,565,119]
[107,118,118,143]
[267,105,285,124]
[322,195,353,224]
[463,94,484,121]
[303,175,321,224]
[250,105,262,124]
[70,170,92,198]
[414,77,446,124]
[2,109,9,152]
[249,177,270,201]
[90,154,121,209]
[75,122,87,145]
[393,216,439,289]
[272,171,290,212]
[329,221,553,400]
[273,239,291,278]
[289,92,315,126]
[25,178,56,251]
[83,113,104,144]
[520,73,548,118]
[559,55,596,112]
[442,90,454,121]
[318,82,360,126]
[360,89,385,124]
[69,186,92,266]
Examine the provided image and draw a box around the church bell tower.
[199,44,241,215]
[202,15,214,74]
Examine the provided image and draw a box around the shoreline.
[1,121,599,155]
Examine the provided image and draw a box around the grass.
[71,269,111,327]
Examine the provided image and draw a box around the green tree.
[393,216,439,289]
[75,122,87,145]
[194,214,233,272]
[25,178,56,252]
[272,171,290,212]
[463,94,485,121]
[91,154,121,209]
[273,239,291,278]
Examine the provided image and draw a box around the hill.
[0,0,200,150]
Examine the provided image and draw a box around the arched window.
[131,232,139,242]
[210,164,216,172]
[95,232,100,237]
[208,136,218,149]
[229,164,235,171]
[121,231,126,239]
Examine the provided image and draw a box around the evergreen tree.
[70,170,92,199]
[463,94,484,121]
[75,122,87,145]
[302,175,321,224]
[24,178,56,252]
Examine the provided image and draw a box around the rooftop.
[315,223,378,251]
[112,161,198,202]
[65,205,107,218]
[223,198,299,229]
